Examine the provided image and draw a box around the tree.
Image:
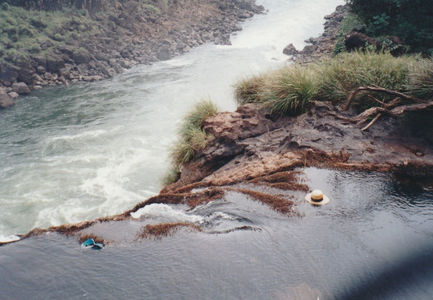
[347,0,433,54]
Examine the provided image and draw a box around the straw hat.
[305,189,330,206]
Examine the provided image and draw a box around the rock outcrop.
[284,4,349,63]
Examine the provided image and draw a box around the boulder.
[46,55,65,73]
[0,92,14,109]
[12,82,31,95]
[156,47,171,61]
[17,64,35,85]
[8,91,19,99]
[72,49,91,64]
[0,63,20,83]
[283,43,299,56]
[344,32,380,52]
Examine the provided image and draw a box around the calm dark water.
[1,168,432,299]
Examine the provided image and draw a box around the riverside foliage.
[346,0,433,55]
[235,52,433,115]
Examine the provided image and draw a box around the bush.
[334,13,366,55]
[347,0,433,54]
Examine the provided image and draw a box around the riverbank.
[282,4,349,63]
[0,0,264,107]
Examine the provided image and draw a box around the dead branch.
[361,113,382,131]
[344,86,425,110]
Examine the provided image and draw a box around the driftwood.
[324,86,432,131]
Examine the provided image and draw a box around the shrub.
[347,0,433,54]
[334,13,366,55]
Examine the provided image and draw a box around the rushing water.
[0,0,344,238]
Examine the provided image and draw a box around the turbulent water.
[0,0,344,238]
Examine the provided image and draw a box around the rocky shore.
[282,4,349,63]
[0,0,264,107]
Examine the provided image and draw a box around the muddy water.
[0,0,343,238]
[1,169,432,299]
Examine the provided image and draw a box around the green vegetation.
[334,13,365,55]
[317,51,412,105]
[163,100,218,185]
[0,4,98,64]
[347,0,433,55]
[235,52,433,115]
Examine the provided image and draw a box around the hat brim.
[305,193,330,206]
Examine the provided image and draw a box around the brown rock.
[8,91,19,99]
[283,43,299,56]
[12,82,31,95]
[0,92,14,109]
[344,32,380,52]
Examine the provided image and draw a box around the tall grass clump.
[163,100,218,185]
[234,73,270,105]
[267,66,317,115]
[407,58,433,100]
[234,67,317,115]
[316,51,413,105]
[234,52,431,115]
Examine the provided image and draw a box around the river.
[0,0,343,238]
[1,0,433,299]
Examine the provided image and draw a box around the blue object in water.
[92,243,104,250]
[81,238,95,248]
[81,238,104,250]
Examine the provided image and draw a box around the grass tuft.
[163,100,218,186]
[407,58,433,100]
[234,73,269,105]
[267,66,317,115]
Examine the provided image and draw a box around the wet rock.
[283,43,299,56]
[8,91,19,99]
[156,47,171,61]
[0,92,14,109]
[12,82,31,95]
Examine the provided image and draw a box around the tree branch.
[344,86,425,110]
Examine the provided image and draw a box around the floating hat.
[305,189,330,206]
